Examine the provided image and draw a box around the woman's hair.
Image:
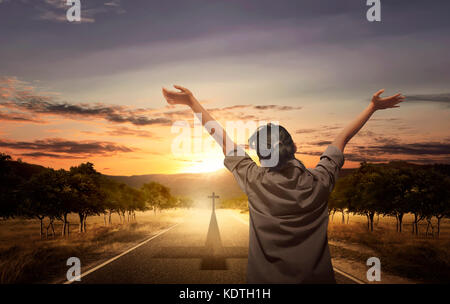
[248,123,297,171]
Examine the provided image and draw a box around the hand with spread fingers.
[161,84,236,155]
[332,89,407,152]
[370,89,406,110]
[162,85,195,106]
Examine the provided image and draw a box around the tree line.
[219,194,249,212]
[328,162,450,237]
[0,153,193,238]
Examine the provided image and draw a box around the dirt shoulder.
[329,241,419,284]
[0,209,186,284]
[328,221,450,283]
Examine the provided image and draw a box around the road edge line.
[229,212,249,225]
[332,267,366,284]
[64,222,181,284]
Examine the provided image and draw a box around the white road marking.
[228,212,249,225]
[333,267,366,284]
[64,222,181,284]
[228,211,365,284]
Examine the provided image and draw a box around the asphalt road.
[74,209,358,284]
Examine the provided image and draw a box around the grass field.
[328,212,450,283]
[0,210,185,283]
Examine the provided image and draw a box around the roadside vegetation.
[0,210,185,283]
[219,194,248,212]
[328,216,450,282]
[0,153,193,283]
[328,162,449,236]
[0,153,194,238]
[327,161,450,282]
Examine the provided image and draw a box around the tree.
[376,167,413,233]
[23,169,74,238]
[116,183,129,222]
[122,185,146,221]
[346,163,383,231]
[178,196,194,209]
[0,156,178,238]
[422,170,450,238]
[141,182,172,213]
[0,153,12,161]
[328,176,353,224]
[406,168,430,236]
[0,153,22,220]
[101,178,122,225]
[69,163,105,232]
[391,168,414,233]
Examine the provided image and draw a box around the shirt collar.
[261,158,305,170]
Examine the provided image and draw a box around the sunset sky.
[0,0,449,175]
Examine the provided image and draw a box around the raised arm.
[332,89,405,152]
[162,85,236,155]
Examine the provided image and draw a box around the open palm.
[162,85,194,106]
[371,89,406,110]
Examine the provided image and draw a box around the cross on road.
[152,192,248,271]
[208,192,219,211]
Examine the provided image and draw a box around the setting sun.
[183,158,225,173]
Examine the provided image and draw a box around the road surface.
[73,209,359,284]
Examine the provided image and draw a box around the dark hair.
[248,123,297,171]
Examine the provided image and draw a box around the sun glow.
[183,158,225,173]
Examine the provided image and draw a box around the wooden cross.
[208,192,219,211]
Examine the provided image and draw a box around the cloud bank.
[0,138,134,158]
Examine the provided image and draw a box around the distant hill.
[107,167,358,204]
[107,169,244,205]
[1,160,47,180]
